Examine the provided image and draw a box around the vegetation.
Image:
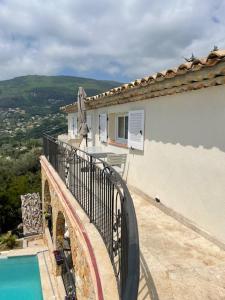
[0,232,17,249]
[0,143,41,234]
[0,75,120,115]
[0,75,120,235]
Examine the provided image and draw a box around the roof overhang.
[61,50,225,113]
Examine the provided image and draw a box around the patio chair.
[106,153,127,177]
[68,137,83,149]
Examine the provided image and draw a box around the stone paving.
[131,192,225,300]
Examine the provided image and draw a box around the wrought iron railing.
[43,133,140,300]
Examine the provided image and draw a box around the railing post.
[89,155,93,223]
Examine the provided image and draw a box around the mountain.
[0,75,121,115]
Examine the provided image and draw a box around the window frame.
[115,113,129,144]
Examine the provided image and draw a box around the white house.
[61,49,225,245]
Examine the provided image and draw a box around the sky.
[0,0,225,82]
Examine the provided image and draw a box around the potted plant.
[53,250,64,265]
[0,232,17,250]
[44,211,51,220]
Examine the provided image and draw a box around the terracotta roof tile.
[177,61,192,71]
[128,82,134,87]
[155,70,167,81]
[207,50,225,60]
[61,49,225,112]
[146,74,157,83]
[121,84,129,90]
[134,79,142,86]
[140,77,147,83]
[165,68,177,78]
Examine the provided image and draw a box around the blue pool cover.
[0,255,43,300]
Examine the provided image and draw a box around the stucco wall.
[87,84,225,243]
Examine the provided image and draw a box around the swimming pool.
[0,255,43,300]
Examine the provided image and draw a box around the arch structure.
[42,179,95,299]
[41,156,117,300]
[43,180,53,238]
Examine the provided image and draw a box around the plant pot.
[53,250,64,265]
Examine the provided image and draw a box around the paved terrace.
[132,191,225,300]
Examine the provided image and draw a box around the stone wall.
[41,166,95,300]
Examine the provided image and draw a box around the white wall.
[87,85,225,243]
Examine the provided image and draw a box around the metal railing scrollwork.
[43,133,140,300]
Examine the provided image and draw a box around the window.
[116,114,128,143]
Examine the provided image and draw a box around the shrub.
[0,232,17,249]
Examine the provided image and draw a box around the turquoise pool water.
[0,255,43,300]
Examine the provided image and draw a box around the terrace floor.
[132,191,225,300]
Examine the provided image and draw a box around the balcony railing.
[43,133,140,300]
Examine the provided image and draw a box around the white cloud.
[0,0,224,81]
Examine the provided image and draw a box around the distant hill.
[0,75,121,115]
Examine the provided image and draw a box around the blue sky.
[0,0,225,82]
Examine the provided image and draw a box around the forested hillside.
[0,75,120,236]
[0,141,41,234]
[0,75,120,114]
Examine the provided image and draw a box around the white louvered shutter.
[128,110,145,150]
[99,113,107,142]
[72,114,77,137]
[86,115,92,139]
[68,113,77,138]
[68,113,73,137]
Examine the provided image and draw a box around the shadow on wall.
[138,251,159,300]
[129,148,144,156]
[145,87,225,152]
[56,211,66,249]
[44,180,51,212]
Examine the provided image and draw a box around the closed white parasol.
[77,87,89,146]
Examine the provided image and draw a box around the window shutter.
[72,114,77,137]
[108,113,116,141]
[128,110,144,150]
[68,113,77,138]
[99,113,107,142]
[68,114,73,137]
[86,115,92,139]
